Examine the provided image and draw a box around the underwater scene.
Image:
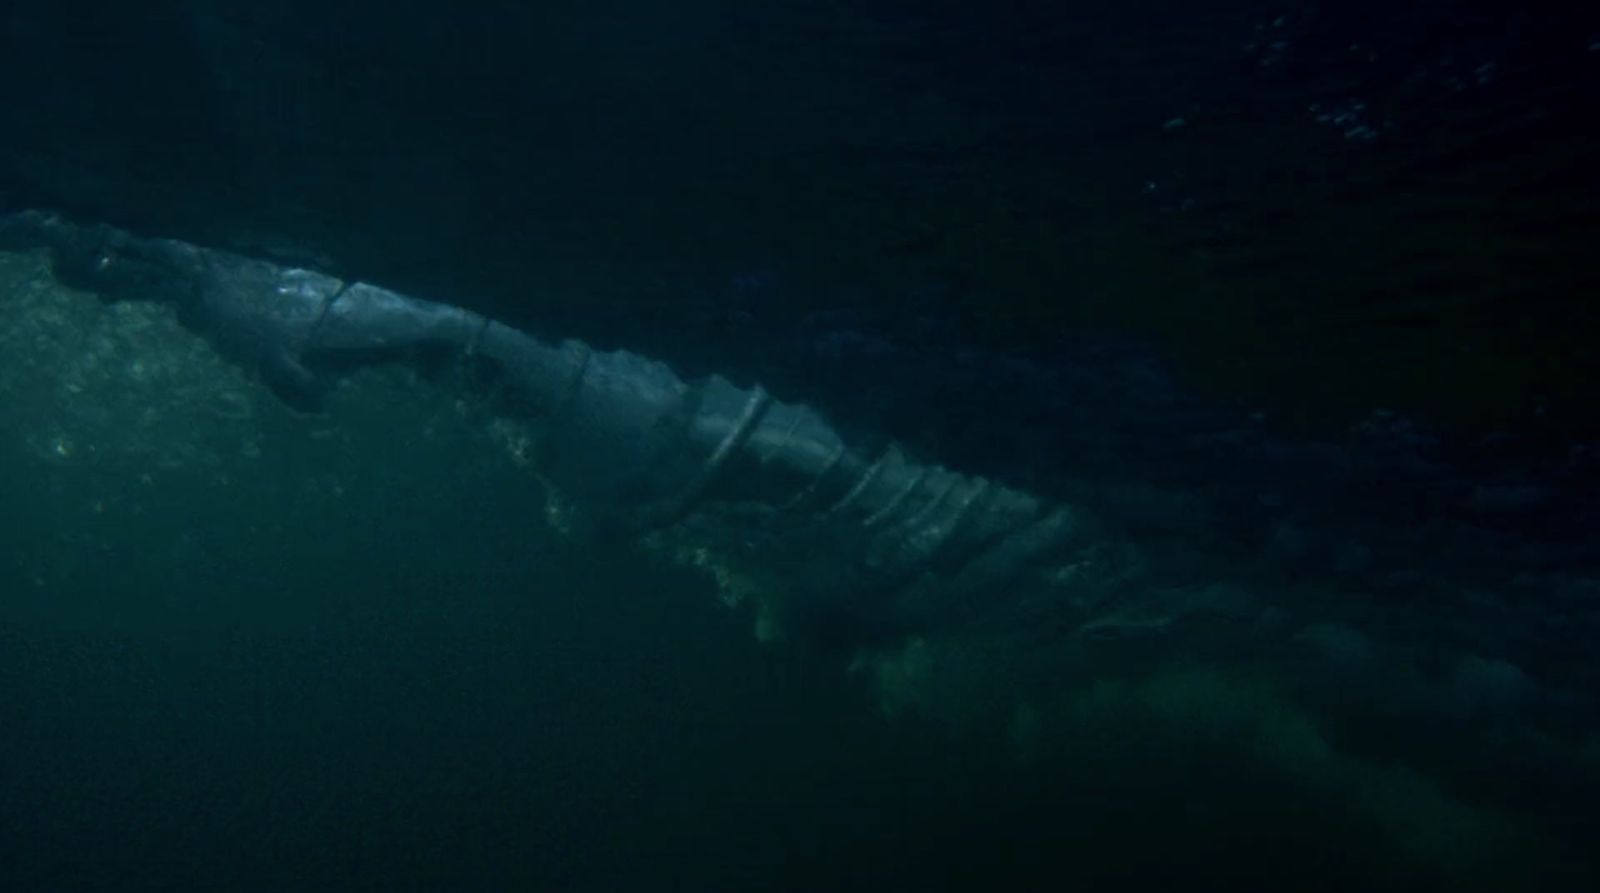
[1,2,1598,890]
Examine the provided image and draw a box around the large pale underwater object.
[5,207,1596,708]
[6,208,1599,875]
[0,208,1095,644]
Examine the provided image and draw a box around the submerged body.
[4,209,1598,886]
[0,209,1089,642]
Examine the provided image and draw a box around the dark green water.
[1,234,1592,890]
[3,2,1599,890]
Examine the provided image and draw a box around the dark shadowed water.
[2,2,1598,890]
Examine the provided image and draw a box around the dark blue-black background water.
[3,1,1599,890]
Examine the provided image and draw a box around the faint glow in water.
[1309,99,1380,141]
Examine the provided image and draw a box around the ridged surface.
[5,210,1090,623]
